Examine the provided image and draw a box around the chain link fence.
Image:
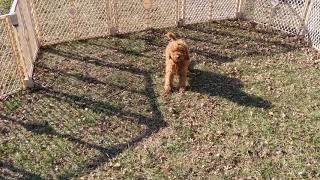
[0,0,320,99]
[26,0,320,48]
[29,0,112,46]
[30,0,239,46]
[0,16,23,99]
[242,0,309,34]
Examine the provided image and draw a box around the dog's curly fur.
[164,32,190,95]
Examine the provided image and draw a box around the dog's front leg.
[178,60,190,93]
[164,68,174,96]
[178,70,188,93]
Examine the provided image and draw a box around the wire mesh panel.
[66,0,178,35]
[242,0,309,34]
[148,0,178,29]
[184,0,211,24]
[0,16,23,98]
[30,0,178,45]
[30,0,111,46]
[211,0,238,20]
[306,0,320,50]
[183,0,238,24]
[113,0,157,33]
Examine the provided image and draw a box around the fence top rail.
[10,0,18,14]
[0,14,8,19]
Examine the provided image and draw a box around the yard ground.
[0,20,320,179]
[0,0,11,14]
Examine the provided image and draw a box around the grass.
[0,19,320,179]
[0,0,12,14]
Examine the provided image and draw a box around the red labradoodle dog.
[164,32,190,96]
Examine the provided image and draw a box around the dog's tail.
[166,32,177,41]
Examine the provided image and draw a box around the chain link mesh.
[0,17,22,98]
[184,0,211,24]
[242,0,309,34]
[30,0,178,46]
[30,0,314,46]
[183,0,237,24]
[30,0,111,46]
[211,0,238,20]
[114,0,177,34]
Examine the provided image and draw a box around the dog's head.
[168,41,188,64]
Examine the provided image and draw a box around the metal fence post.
[302,0,312,37]
[303,0,316,47]
[109,0,118,35]
[236,0,244,19]
[208,0,212,20]
[177,0,185,27]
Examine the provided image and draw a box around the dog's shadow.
[189,69,272,109]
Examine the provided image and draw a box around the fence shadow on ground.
[182,20,305,62]
[1,38,167,179]
[105,20,305,66]
[0,161,43,180]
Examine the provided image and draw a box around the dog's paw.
[163,90,172,97]
[179,87,186,93]
[164,86,172,96]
